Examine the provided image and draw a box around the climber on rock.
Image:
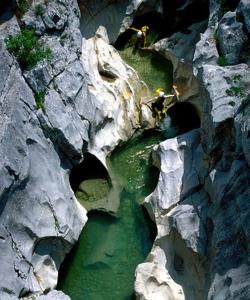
[151,88,168,122]
[129,25,149,48]
[141,85,180,123]
[153,85,179,122]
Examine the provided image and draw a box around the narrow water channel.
[58,29,176,299]
[58,130,167,300]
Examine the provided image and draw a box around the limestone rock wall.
[135,0,250,299]
[0,1,151,299]
[0,0,249,299]
[80,26,151,164]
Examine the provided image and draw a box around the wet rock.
[207,264,250,300]
[217,12,247,65]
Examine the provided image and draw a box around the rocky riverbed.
[0,0,249,299]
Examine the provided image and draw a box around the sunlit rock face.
[80,26,152,164]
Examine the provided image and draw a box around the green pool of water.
[58,130,164,300]
[117,33,173,93]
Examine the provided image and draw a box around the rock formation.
[0,0,151,299]
[0,0,249,299]
[134,0,250,299]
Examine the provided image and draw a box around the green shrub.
[226,86,244,98]
[34,4,44,16]
[59,34,67,46]
[5,29,52,70]
[232,74,242,82]
[35,89,46,110]
[217,56,228,66]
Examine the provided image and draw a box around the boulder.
[135,247,184,300]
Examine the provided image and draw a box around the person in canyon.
[129,25,149,48]
[142,85,180,123]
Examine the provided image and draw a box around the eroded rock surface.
[0,5,87,299]
[80,26,151,164]
[135,1,250,300]
[0,0,250,299]
[0,1,152,299]
[217,12,247,65]
[79,0,162,43]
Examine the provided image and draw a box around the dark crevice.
[219,0,240,17]
[142,206,157,243]
[115,11,166,49]
[167,102,201,135]
[0,0,17,23]
[115,1,209,48]
[162,0,209,36]
[69,152,111,192]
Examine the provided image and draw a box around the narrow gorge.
[0,0,249,300]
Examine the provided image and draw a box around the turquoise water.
[58,130,164,300]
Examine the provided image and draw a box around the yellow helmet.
[141,26,149,33]
[155,88,165,96]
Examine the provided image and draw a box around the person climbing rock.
[141,85,180,124]
[151,88,168,122]
[129,25,149,48]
